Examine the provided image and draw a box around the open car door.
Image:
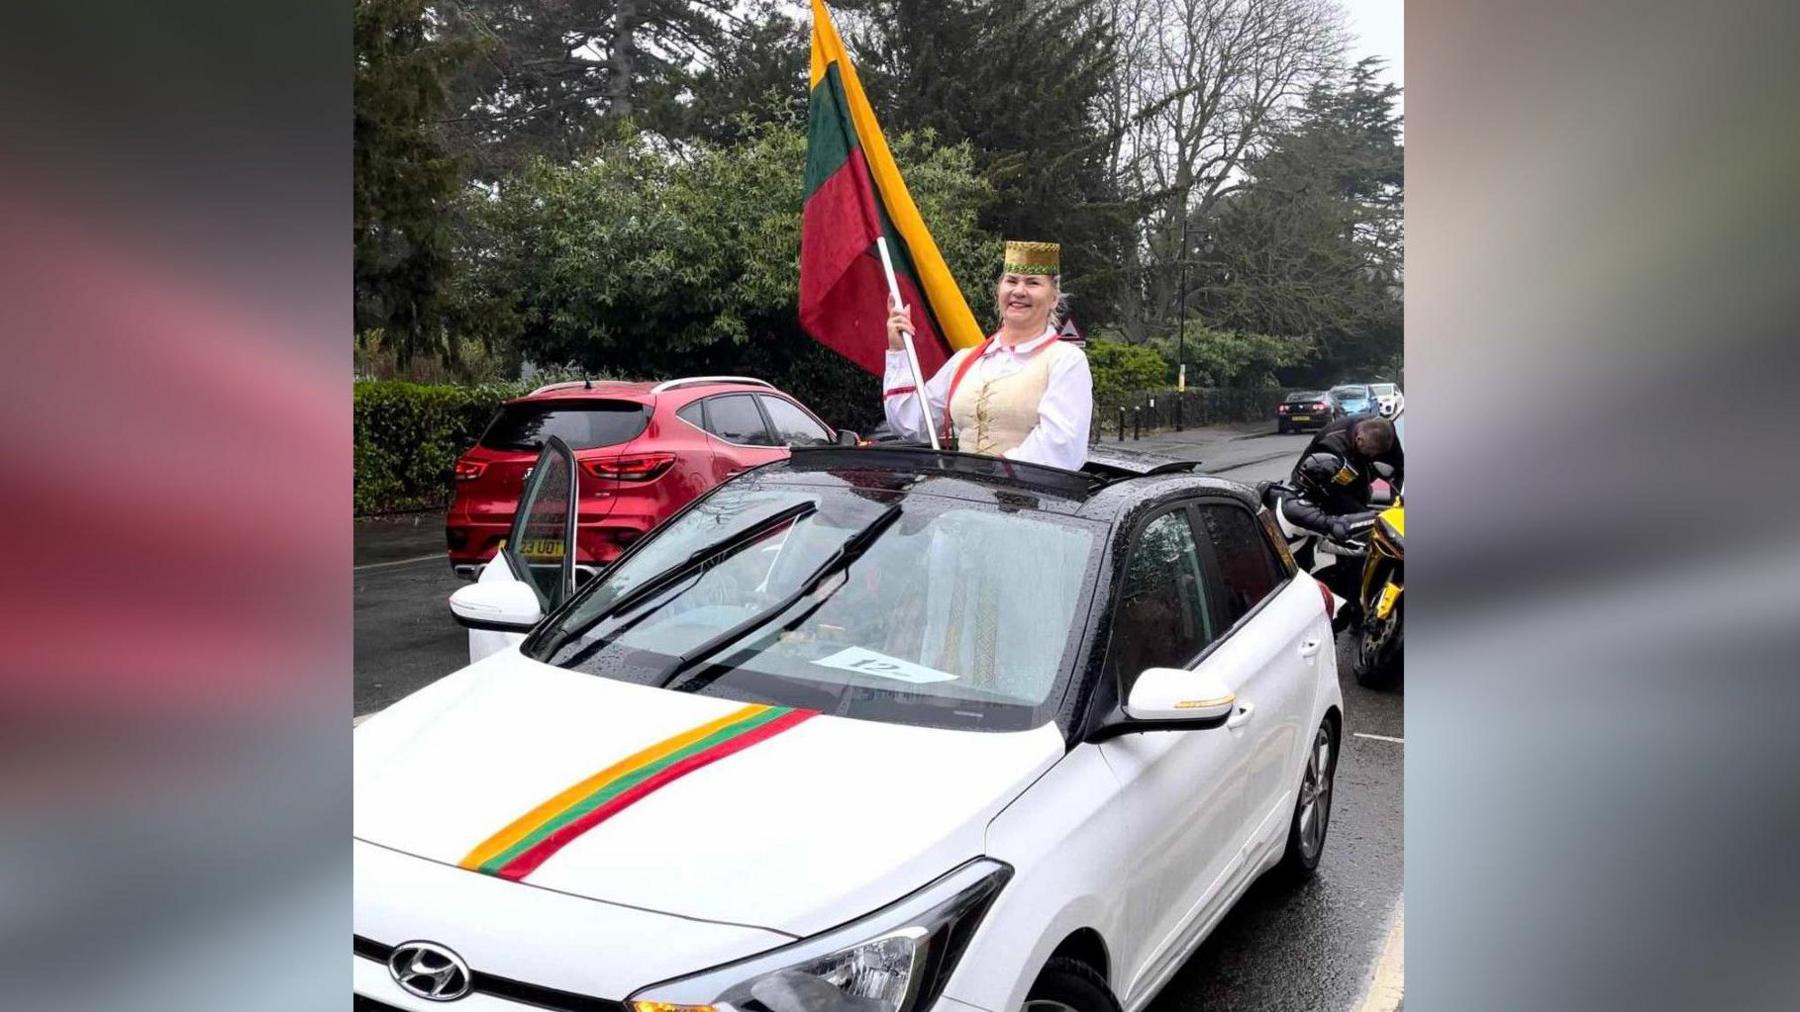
[448,436,578,663]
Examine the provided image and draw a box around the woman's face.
[996,273,1056,331]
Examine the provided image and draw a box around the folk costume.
[881,241,1093,470]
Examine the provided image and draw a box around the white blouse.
[882,325,1092,471]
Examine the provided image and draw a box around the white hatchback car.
[355,442,1343,1012]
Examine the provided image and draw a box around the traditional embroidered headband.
[1002,240,1060,276]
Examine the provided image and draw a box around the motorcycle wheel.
[1353,598,1403,689]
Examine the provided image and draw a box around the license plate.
[518,538,565,560]
[1290,415,1311,423]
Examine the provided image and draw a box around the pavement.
[352,420,1402,1010]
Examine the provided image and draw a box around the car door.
[695,393,787,483]
[1094,505,1253,990]
[465,437,579,663]
[1194,501,1329,862]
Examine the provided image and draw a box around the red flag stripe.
[493,708,819,880]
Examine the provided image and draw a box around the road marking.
[1353,732,1405,744]
[354,554,443,571]
[1355,898,1404,1012]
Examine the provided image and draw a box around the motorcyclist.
[1282,414,1403,540]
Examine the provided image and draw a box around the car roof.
[509,377,781,405]
[765,446,1256,523]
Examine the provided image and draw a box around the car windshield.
[527,480,1101,732]
[1287,391,1324,402]
[479,400,651,451]
[1370,384,1396,395]
[1330,386,1369,399]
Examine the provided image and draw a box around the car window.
[1370,384,1396,395]
[479,400,651,451]
[505,440,575,609]
[531,483,1099,732]
[759,395,832,447]
[1330,386,1368,399]
[676,401,705,429]
[1198,504,1285,625]
[1108,508,1215,696]
[703,394,776,446]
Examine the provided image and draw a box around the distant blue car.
[1329,383,1375,416]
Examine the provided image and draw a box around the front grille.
[355,936,628,1012]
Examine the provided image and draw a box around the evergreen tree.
[354,0,470,362]
[438,0,783,178]
[845,0,1133,329]
[1189,57,1403,382]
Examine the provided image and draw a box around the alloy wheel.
[1296,726,1334,862]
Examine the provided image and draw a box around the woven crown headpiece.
[1002,240,1060,276]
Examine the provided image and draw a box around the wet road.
[353,423,1403,1010]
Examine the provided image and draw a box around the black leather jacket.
[1281,415,1402,538]
[1292,416,1402,501]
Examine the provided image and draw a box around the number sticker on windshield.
[812,647,958,685]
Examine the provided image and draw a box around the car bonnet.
[354,651,1066,937]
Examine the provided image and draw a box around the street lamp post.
[1175,205,1189,432]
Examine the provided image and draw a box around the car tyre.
[1024,957,1122,1012]
[1274,720,1337,882]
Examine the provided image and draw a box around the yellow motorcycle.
[1352,498,1404,687]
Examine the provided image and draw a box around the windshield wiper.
[658,502,904,690]
[536,500,818,661]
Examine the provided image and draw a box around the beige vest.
[947,340,1076,456]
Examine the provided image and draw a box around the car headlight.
[628,860,1011,1012]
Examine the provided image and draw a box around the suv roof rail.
[649,376,776,394]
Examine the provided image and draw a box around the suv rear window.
[479,400,651,451]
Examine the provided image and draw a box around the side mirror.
[449,580,544,633]
[1124,666,1237,722]
[835,429,862,446]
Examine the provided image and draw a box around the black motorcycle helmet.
[1294,452,1352,499]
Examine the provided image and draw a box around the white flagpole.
[876,237,941,451]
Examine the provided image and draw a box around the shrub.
[1085,339,1169,404]
[354,380,530,514]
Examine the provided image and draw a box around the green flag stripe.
[804,63,860,200]
[479,706,794,872]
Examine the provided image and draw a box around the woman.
[881,240,1093,470]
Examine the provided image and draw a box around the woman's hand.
[886,304,913,351]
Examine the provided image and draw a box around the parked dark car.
[1276,391,1338,433]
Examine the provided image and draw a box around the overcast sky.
[1341,0,1404,109]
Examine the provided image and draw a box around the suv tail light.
[1316,578,1337,620]
[1313,403,1326,411]
[583,452,677,482]
[1278,404,1289,413]
[454,460,487,481]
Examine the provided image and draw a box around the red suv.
[446,376,841,579]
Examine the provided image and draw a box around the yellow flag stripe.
[459,703,773,870]
[808,0,985,351]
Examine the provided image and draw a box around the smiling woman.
[880,240,1094,470]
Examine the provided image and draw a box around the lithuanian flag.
[801,0,984,378]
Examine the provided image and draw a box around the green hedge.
[354,381,529,514]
